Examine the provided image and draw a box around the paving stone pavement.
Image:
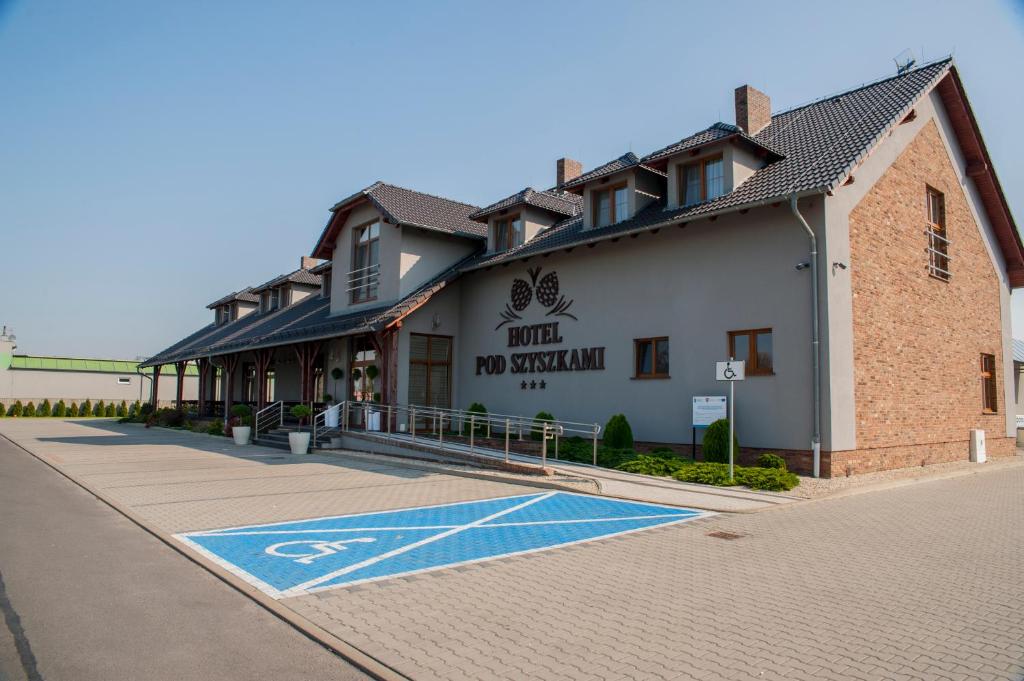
[1,419,1022,681]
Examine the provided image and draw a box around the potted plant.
[289,405,312,454]
[230,404,252,445]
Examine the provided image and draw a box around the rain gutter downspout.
[789,194,822,478]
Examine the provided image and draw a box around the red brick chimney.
[556,157,582,187]
[300,256,320,270]
[735,85,771,135]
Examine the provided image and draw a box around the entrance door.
[408,334,452,409]
[349,336,379,403]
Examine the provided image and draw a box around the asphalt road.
[0,436,368,681]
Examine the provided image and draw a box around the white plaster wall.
[398,227,477,298]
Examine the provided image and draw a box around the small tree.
[104,403,115,417]
[10,401,23,417]
[603,414,634,450]
[464,402,488,436]
[24,402,36,417]
[54,400,67,417]
[116,401,127,417]
[81,399,92,417]
[531,411,554,441]
[69,402,80,417]
[0,403,5,417]
[290,404,312,427]
[93,400,105,417]
[230,404,253,430]
[38,399,52,417]
[702,419,739,464]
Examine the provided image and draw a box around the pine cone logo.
[510,278,533,311]
[495,267,577,329]
[536,271,559,307]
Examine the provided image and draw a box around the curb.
[0,433,412,681]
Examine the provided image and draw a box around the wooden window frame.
[592,183,629,227]
[269,288,281,311]
[351,219,381,304]
[925,185,950,282]
[728,328,774,376]
[409,333,453,408]
[679,154,724,206]
[633,337,670,379]
[980,353,998,414]
[494,213,524,252]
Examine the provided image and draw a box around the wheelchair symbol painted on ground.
[174,492,712,598]
[265,538,377,565]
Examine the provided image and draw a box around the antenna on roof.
[893,49,916,75]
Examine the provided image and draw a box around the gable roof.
[560,152,666,191]
[468,187,581,222]
[250,267,322,293]
[311,182,486,259]
[465,59,1024,284]
[642,121,784,166]
[9,355,197,376]
[206,288,260,309]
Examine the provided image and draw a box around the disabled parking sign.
[174,492,710,598]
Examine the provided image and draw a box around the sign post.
[715,359,745,480]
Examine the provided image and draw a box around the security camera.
[795,262,810,271]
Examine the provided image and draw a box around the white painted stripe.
[280,492,558,596]
[304,511,710,594]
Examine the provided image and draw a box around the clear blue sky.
[1,0,1023,358]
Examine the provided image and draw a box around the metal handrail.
[254,400,283,436]
[332,400,602,464]
[346,263,381,293]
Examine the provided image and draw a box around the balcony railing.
[346,263,380,300]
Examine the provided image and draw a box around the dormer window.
[321,271,332,298]
[593,184,629,227]
[681,155,724,206]
[270,288,280,310]
[495,214,524,252]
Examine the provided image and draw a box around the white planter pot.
[325,404,340,428]
[232,426,251,445]
[289,431,311,455]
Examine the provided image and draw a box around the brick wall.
[841,119,1012,475]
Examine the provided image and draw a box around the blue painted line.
[174,492,711,598]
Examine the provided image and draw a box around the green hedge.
[672,462,799,491]
[617,455,690,477]
[756,453,787,470]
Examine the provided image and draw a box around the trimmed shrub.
[139,402,154,418]
[595,447,636,469]
[148,407,186,428]
[464,402,487,436]
[69,402,79,417]
[673,462,734,486]
[0,403,4,417]
[23,402,36,417]
[603,414,634,450]
[81,399,92,417]
[10,401,23,417]
[38,399,52,417]
[648,446,677,457]
[736,466,799,491]
[290,404,312,425]
[93,400,105,417]
[54,400,66,417]
[531,411,554,441]
[617,455,691,477]
[756,453,787,470]
[555,436,592,463]
[116,401,127,418]
[206,419,225,436]
[702,419,739,464]
[104,403,115,417]
[230,404,252,419]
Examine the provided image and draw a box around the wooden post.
[174,360,189,410]
[292,341,322,407]
[255,348,274,411]
[151,365,161,407]
[197,358,210,416]
[220,354,240,418]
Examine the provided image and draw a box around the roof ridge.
[375,181,480,210]
[771,56,953,119]
[12,353,145,362]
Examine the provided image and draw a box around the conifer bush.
[105,403,115,417]
[755,453,787,470]
[0,403,5,417]
[94,400,105,417]
[54,400,66,417]
[81,399,92,417]
[603,414,634,450]
[10,401,23,417]
[24,402,36,417]
[69,402,80,417]
[702,419,739,464]
[464,402,488,436]
[531,411,554,441]
[38,399,52,417]
[117,401,127,417]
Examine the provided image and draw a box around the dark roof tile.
[469,188,581,221]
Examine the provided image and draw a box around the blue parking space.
[174,492,710,598]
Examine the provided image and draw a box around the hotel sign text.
[475,322,605,376]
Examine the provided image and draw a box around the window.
[117,377,131,385]
[981,353,997,413]
[494,214,525,252]
[926,187,950,281]
[592,184,629,227]
[634,337,670,379]
[728,329,773,375]
[242,363,256,402]
[680,155,724,206]
[408,333,452,409]
[269,288,280,311]
[321,271,331,298]
[351,220,381,303]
